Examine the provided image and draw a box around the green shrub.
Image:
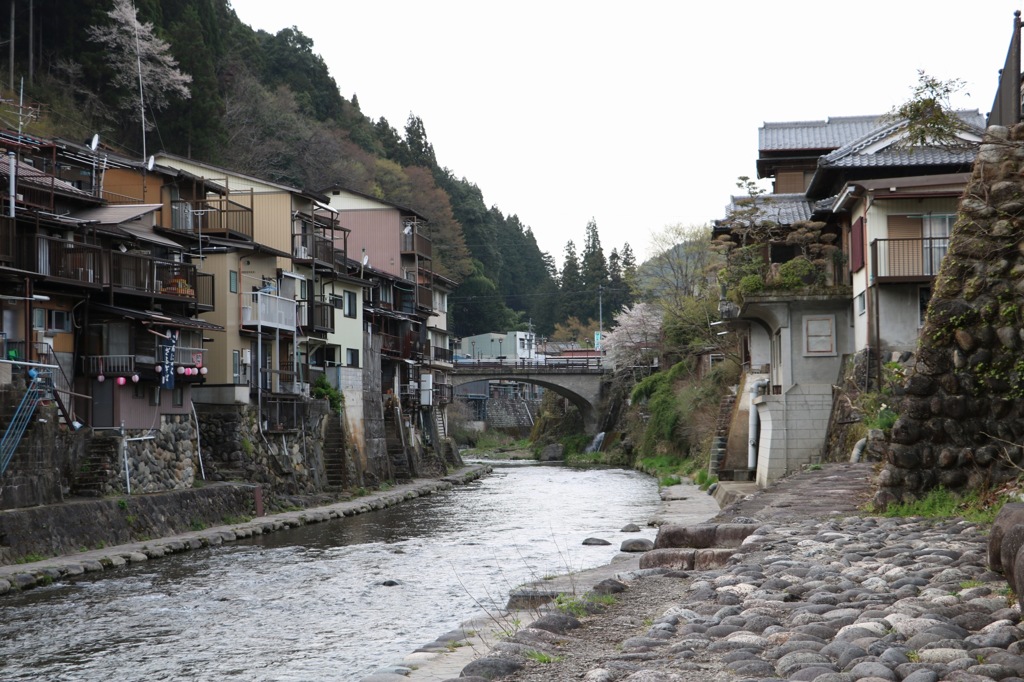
[738,274,765,295]
[776,257,821,289]
[311,375,344,413]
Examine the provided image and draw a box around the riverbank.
[363,471,723,682]
[0,465,491,595]
[384,463,1024,682]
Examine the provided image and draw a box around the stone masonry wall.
[878,123,1024,506]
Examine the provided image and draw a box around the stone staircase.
[709,393,736,478]
[384,409,412,480]
[323,413,348,488]
[73,432,119,497]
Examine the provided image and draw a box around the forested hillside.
[9,0,636,338]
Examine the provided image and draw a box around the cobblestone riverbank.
[411,464,1023,682]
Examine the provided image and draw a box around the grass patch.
[16,553,47,564]
[872,486,1008,524]
[525,650,562,664]
[554,592,617,617]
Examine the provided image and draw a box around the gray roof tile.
[759,115,884,152]
[724,193,813,226]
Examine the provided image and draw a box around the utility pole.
[597,285,604,351]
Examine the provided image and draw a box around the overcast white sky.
[231,0,1022,266]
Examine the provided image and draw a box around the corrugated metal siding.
[338,209,401,277]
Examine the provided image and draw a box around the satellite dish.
[362,254,369,266]
[146,156,155,171]
[403,222,413,235]
[89,134,99,151]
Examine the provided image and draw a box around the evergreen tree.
[559,241,585,323]
[580,218,609,323]
[620,243,638,309]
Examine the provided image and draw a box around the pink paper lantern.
[176,366,185,375]
[116,376,127,386]
[131,374,140,383]
[97,374,105,383]
[199,367,208,375]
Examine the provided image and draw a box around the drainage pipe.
[850,437,868,463]
[748,379,770,470]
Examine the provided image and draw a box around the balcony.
[297,298,333,335]
[871,238,947,282]
[400,231,432,258]
[292,233,335,272]
[82,354,136,376]
[107,253,198,302]
[435,382,454,405]
[170,197,253,242]
[431,345,453,363]
[33,237,103,287]
[195,272,214,311]
[240,292,296,332]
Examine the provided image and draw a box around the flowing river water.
[0,461,665,681]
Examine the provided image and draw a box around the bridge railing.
[453,357,603,374]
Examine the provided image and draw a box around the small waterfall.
[584,431,606,453]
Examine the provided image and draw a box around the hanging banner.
[159,329,178,390]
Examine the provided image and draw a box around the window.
[172,386,184,407]
[344,290,358,318]
[346,348,359,367]
[922,214,953,275]
[856,292,866,316]
[233,350,241,384]
[149,386,161,406]
[803,315,837,357]
[49,310,72,332]
[379,285,393,304]
[32,308,45,330]
[229,270,238,293]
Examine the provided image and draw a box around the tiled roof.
[723,193,813,226]
[759,115,885,152]
[819,110,984,169]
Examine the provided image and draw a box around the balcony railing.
[400,231,432,258]
[240,292,296,332]
[169,197,254,242]
[34,237,103,285]
[871,237,947,281]
[292,232,335,270]
[195,272,214,311]
[432,345,453,363]
[82,354,136,376]
[435,382,454,405]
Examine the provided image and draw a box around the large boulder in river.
[538,444,564,461]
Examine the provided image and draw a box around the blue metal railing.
[0,368,52,476]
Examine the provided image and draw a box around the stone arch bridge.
[451,360,606,434]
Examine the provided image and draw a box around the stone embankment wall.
[197,401,329,496]
[486,398,540,435]
[113,417,199,493]
[879,123,1024,506]
[0,483,257,564]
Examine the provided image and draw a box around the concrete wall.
[754,383,832,486]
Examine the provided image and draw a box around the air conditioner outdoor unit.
[295,246,308,259]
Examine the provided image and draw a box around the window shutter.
[851,217,864,272]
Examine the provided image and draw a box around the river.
[0,461,663,681]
